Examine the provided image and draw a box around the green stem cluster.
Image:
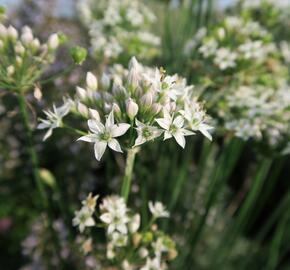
[121,148,138,202]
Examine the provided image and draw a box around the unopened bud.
[151,103,162,115]
[7,25,18,39]
[89,108,100,121]
[76,86,87,100]
[126,98,139,120]
[104,102,112,114]
[48,33,59,49]
[132,233,142,247]
[128,56,140,89]
[7,65,15,76]
[77,102,89,117]
[112,103,121,116]
[31,38,40,50]
[0,24,7,37]
[101,73,110,88]
[16,56,22,66]
[70,46,87,65]
[15,42,25,55]
[140,92,153,108]
[21,26,33,45]
[86,72,98,91]
[139,247,149,258]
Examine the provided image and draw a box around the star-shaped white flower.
[78,111,130,161]
[134,119,163,147]
[99,196,129,235]
[72,206,95,233]
[155,109,194,148]
[180,101,213,141]
[148,201,169,219]
[37,101,71,141]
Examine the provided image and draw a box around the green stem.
[121,148,138,202]
[17,93,63,265]
[17,93,48,208]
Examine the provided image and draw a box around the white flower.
[134,119,163,147]
[99,195,129,234]
[140,257,161,270]
[73,206,95,233]
[214,48,237,70]
[81,193,99,213]
[148,201,169,219]
[180,102,213,141]
[110,232,128,247]
[152,238,168,258]
[37,102,71,141]
[128,214,140,233]
[156,109,194,148]
[78,111,130,161]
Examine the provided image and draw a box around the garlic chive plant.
[0,16,63,208]
[38,57,212,201]
[73,193,177,270]
[76,0,160,64]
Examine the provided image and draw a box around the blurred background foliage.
[0,0,290,269]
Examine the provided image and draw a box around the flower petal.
[43,128,53,141]
[88,119,104,134]
[106,110,115,128]
[173,115,184,128]
[173,131,186,148]
[77,134,97,143]
[94,141,107,161]
[108,138,123,153]
[156,118,170,130]
[164,130,172,140]
[110,123,130,137]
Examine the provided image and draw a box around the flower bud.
[140,92,153,108]
[0,24,7,37]
[48,33,59,50]
[101,73,110,88]
[112,82,126,97]
[128,56,140,89]
[129,214,140,233]
[21,26,33,45]
[104,102,112,114]
[89,108,100,121]
[70,46,87,65]
[151,103,162,115]
[126,98,139,120]
[7,25,18,39]
[132,233,142,247]
[77,102,89,117]
[86,72,98,91]
[0,40,3,50]
[31,38,40,50]
[15,42,25,55]
[7,65,15,76]
[16,56,22,66]
[139,247,149,258]
[76,86,87,100]
[112,103,121,117]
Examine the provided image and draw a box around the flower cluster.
[222,84,290,145]
[76,0,160,64]
[184,16,286,87]
[0,22,60,92]
[73,193,177,270]
[38,57,212,160]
